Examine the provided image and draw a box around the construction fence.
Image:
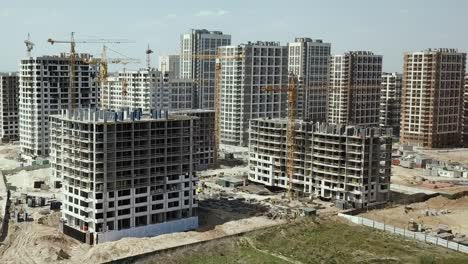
[338,213,468,254]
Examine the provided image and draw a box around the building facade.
[159,55,180,78]
[248,118,392,208]
[288,38,331,121]
[50,109,199,243]
[400,49,466,148]
[380,72,402,137]
[103,69,195,112]
[328,51,383,126]
[19,54,98,158]
[218,41,289,147]
[172,110,215,170]
[463,73,468,147]
[0,73,19,142]
[180,29,231,109]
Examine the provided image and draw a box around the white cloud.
[166,13,177,19]
[399,9,409,14]
[196,9,229,17]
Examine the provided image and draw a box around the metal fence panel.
[338,214,467,255]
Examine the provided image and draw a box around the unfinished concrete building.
[249,118,392,208]
[218,41,289,147]
[19,54,99,159]
[172,109,215,170]
[159,55,180,78]
[400,49,466,148]
[328,51,383,126]
[380,72,402,137]
[462,73,468,147]
[103,69,195,112]
[50,109,199,243]
[180,29,231,109]
[0,73,19,142]
[288,38,331,121]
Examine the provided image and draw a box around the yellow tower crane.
[85,45,140,108]
[261,73,298,199]
[47,32,132,110]
[191,52,245,165]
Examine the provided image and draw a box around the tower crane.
[146,45,154,69]
[47,32,133,110]
[85,45,140,108]
[24,33,35,57]
[261,73,298,199]
[191,52,245,165]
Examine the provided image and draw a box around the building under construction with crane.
[248,118,392,208]
[218,41,289,147]
[19,53,99,158]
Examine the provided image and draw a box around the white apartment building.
[180,29,231,109]
[218,41,289,147]
[0,73,19,142]
[400,49,466,148]
[159,55,180,78]
[328,51,383,126]
[380,72,402,137]
[51,109,199,243]
[19,54,98,159]
[288,38,331,121]
[249,119,392,208]
[103,69,195,112]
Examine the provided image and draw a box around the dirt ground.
[0,144,21,170]
[391,165,468,194]
[361,196,468,236]
[419,148,468,164]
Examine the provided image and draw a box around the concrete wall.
[97,216,198,243]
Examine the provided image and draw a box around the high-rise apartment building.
[218,41,289,147]
[51,109,199,243]
[0,73,19,142]
[180,29,231,109]
[328,51,383,126]
[159,55,180,78]
[19,54,98,158]
[288,38,331,121]
[381,72,402,137]
[463,73,468,146]
[249,119,392,208]
[172,109,215,170]
[400,49,466,148]
[102,69,195,112]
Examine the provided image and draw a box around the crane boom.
[47,32,133,110]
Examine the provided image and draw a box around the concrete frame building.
[218,41,289,147]
[19,54,98,159]
[248,118,392,208]
[400,49,466,148]
[328,51,383,126]
[180,29,231,109]
[463,73,468,147]
[0,73,19,142]
[103,69,195,112]
[159,55,180,78]
[50,109,199,243]
[172,109,215,170]
[380,72,402,137]
[288,38,331,121]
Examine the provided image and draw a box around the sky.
[0,0,467,72]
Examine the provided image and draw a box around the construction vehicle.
[24,33,34,57]
[260,73,298,199]
[47,32,132,110]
